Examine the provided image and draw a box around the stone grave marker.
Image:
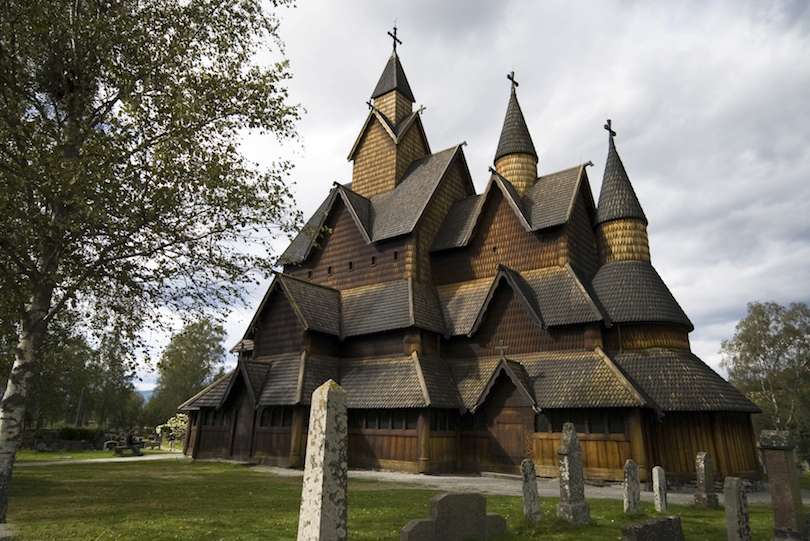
[760,431,809,541]
[296,380,348,541]
[400,493,506,541]
[521,459,542,523]
[556,422,590,524]
[695,452,719,509]
[623,459,641,513]
[652,466,667,512]
[724,476,751,541]
[621,516,685,541]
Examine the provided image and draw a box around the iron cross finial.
[604,119,616,137]
[495,339,509,360]
[507,71,519,89]
[388,24,402,53]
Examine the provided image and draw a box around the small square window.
[393,251,399,261]
[327,266,332,276]
[348,261,353,271]
[371,256,376,266]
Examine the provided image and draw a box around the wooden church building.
[180,39,761,481]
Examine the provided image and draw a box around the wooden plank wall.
[648,411,760,479]
[197,425,231,457]
[348,429,419,464]
[532,432,632,480]
[428,432,458,472]
[253,429,293,459]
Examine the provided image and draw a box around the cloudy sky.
[140,0,810,388]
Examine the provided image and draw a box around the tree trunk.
[0,292,51,523]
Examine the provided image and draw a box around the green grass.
[15,448,170,462]
[7,460,786,541]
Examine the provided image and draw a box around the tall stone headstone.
[623,459,641,513]
[556,422,590,524]
[760,431,809,541]
[724,477,751,541]
[652,466,667,512]
[297,380,348,541]
[521,459,542,523]
[695,452,719,508]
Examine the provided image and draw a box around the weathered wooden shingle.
[301,355,340,404]
[371,51,415,102]
[447,357,501,411]
[494,86,537,162]
[614,348,761,412]
[522,165,583,230]
[242,361,272,404]
[417,355,461,409]
[411,280,446,335]
[341,280,411,336]
[430,195,482,252]
[257,353,304,406]
[340,357,426,408]
[437,277,493,336]
[278,274,341,336]
[591,261,693,329]
[178,372,233,410]
[522,266,603,326]
[595,134,647,226]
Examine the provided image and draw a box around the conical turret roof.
[371,52,415,102]
[595,126,647,226]
[494,85,537,163]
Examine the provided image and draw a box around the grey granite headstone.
[556,422,590,524]
[695,452,719,509]
[400,493,506,541]
[623,459,641,513]
[724,477,751,541]
[621,516,685,541]
[521,458,542,523]
[297,380,348,541]
[652,466,668,512]
[760,431,809,541]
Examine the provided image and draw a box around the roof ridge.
[371,51,415,102]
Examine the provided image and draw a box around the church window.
[430,410,457,432]
[406,410,419,430]
[260,408,272,427]
[393,251,399,261]
[608,411,626,434]
[308,270,312,279]
[588,411,606,434]
[260,407,294,428]
[534,413,550,433]
[348,261,353,271]
[371,256,376,266]
[327,266,332,275]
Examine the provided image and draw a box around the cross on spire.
[388,24,402,53]
[604,119,616,137]
[507,71,519,89]
[495,339,509,360]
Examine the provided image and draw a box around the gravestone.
[521,459,542,523]
[621,516,685,541]
[556,422,590,524]
[652,466,667,512]
[760,431,809,541]
[400,493,506,541]
[724,476,751,541]
[623,459,641,513]
[695,452,719,509]
[296,380,348,541]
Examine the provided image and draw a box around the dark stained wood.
[253,290,304,357]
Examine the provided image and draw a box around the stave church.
[180,35,761,481]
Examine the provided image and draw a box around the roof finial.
[388,24,402,53]
[507,71,519,90]
[495,339,509,360]
[604,119,616,137]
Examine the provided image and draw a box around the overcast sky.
[139,0,810,388]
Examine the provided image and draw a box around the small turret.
[494,72,537,196]
[371,50,414,125]
[595,121,650,265]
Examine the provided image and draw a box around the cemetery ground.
[9,460,800,541]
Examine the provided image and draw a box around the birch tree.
[0,0,299,521]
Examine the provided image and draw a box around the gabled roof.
[284,145,472,265]
[471,358,537,413]
[219,359,272,408]
[243,273,341,340]
[494,85,537,162]
[595,132,647,226]
[178,372,233,410]
[591,260,693,330]
[347,108,429,162]
[342,277,445,337]
[340,356,426,408]
[371,51,415,102]
[415,354,463,410]
[256,353,305,406]
[430,163,591,252]
[614,348,761,412]
[437,265,603,337]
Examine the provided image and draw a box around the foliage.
[155,413,189,439]
[144,320,226,425]
[721,301,810,457]
[8,460,784,541]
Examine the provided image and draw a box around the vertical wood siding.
[602,324,691,350]
[252,291,304,357]
[566,189,599,276]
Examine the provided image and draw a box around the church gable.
[251,286,304,357]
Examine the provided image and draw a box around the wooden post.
[417,409,430,473]
[191,411,202,459]
[290,407,307,468]
[627,409,648,482]
[710,412,730,478]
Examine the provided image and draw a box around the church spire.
[494,72,537,196]
[370,25,414,125]
[595,121,650,265]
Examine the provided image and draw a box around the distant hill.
[139,390,154,403]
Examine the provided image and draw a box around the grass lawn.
[15,448,170,462]
[8,460,782,541]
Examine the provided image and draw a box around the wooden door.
[230,396,254,458]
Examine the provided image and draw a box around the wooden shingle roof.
[614,349,760,412]
[178,372,233,410]
[371,51,414,102]
[591,261,693,330]
[494,86,537,162]
[595,134,647,226]
[340,356,426,409]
